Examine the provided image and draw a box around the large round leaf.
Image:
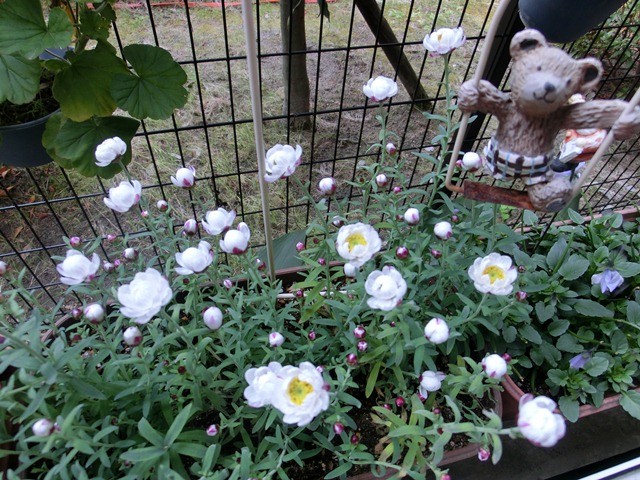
[43,113,140,178]
[111,44,188,120]
[0,0,73,58]
[0,52,40,104]
[53,41,130,122]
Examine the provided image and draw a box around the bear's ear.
[577,58,603,93]
[510,29,548,60]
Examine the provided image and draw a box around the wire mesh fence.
[1,0,639,310]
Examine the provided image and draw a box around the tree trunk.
[280,0,311,129]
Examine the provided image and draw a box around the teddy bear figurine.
[457,29,640,212]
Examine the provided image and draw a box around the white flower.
[32,419,55,437]
[264,144,302,183]
[362,76,398,102]
[419,370,446,398]
[271,362,330,427]
[83,303,104,324]
[244,362,284,408]
[56,250,100,285]
[434,221,453,240]
[171,166,196,188]
[423,27,466,56]
[95,136,127,167]
[183,219,198,235]
[424,317,449,344]
[386,142,397,154]
[203,306,223,330]
[344,263,357,278]
[461,152,482,171]
[482,354,508,379]
[468,253,518,296]
[117,268,172,324]
[104,180,142,213]
[517,394,566,447]
[206,424,219,437]
[202,208,236,235]
[365,266,407,311]
[123,248,138,261]
[219,222,251,255]
[591,269,624,294]
[375,174,388,187]
[269,332,285,347]
[318,177,337,195]
[175,240,213,275]
[123,326,143,346]
[404,207,420,225]
[336,223,382,268]
[156,199,168,211]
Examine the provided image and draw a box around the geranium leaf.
[546,237,567,270]
[53,41,129,122]
[558,396,580,422]
[585,357,609,377]
[111,44,188,120]
[43,114,140,178]
[558,255,589,281]
[0,0,73,58]
[0,52,40,104]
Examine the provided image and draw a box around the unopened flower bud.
[256,259,266,271]
[392,186,402,194]
[318,177,337,196]
[295,242,305,252]
[396,246,409,259]
[269,332,284,347]
[183,219,198,236]
[84,303,104,324]
[350,433,360,445]
[424,317,449,344]
[482,353,508,379]
[71,307,83,319]
[106,234,117,242]
[518,265,526,273]
[206,424,219,437]
[318,258,326,266]
[451,214,460,224]
[386,142,397,154]
[123,248,138,261]
[395,396,405,408]
[516,291,527,302]
[113,259,122,268]
[376,173,388,187]
[32,419,55,437]
[333,422,344,435]
[383,403,391,410]
[404,207,420,225]
[434,221,453,240]
[332,216,345,228]
[357,340,368,352]
[461,151,482,171]
[431,249,442,259]
[346,353,358,365]
[353,325,366,339]
[433,408,441,415]
[478,447,491,462]
[203,306,223,330]
[69,236,81,248]
[502,353,512,362]
[441,474,452,480]
[308,331,317,341]
[157,200,168,211]
[123,326,142,346]
[344,263,357,277]
[295,289,304,298]
[103,261,114,273]
[223,279,233,289]
[141,210,149,218]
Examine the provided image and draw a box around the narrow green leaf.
[138,418,164,447]
[119,446,165,463]
[365,361,382,398]
[164,404,192,447]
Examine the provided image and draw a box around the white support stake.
[240,0,276,280]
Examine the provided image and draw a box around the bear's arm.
[457,79,510,119]
[560,100,631,130]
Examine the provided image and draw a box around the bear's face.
[508,30,602,117]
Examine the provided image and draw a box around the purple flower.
[569,352,591,369]
[591,269,624,294]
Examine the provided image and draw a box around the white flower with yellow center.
[423,27,466,56]
[271,362,330,427]
[335,223,382,269]
[467,253,518,296]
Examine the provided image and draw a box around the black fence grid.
[1,0,639,310]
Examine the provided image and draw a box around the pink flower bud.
[516,291,528,302]
[113,259,122,268]
[308,331,317,341]
[141,210,149,218]
[502,353,512,362]
[123,248,138,261]
[357,340,368,352]
[461,151,482,171]
[350,433,360,445]
[395,396,405,408]
[478,447,491,462]
[318,177,337,195]
[183,219,198,236]
[103,261,114,273]
[32,419,55,437]
[353,325,366,339]
[123,326,142,346]
[156,200,168,211]
[518,265,526,273]
[482,354,508,379]
[269,332,284,347]
[256,259,266,271]
[206,424,219,437]
[346,353,358,365]
[431,249,442,259]
[386,142,397,154]
[223,279,233,289]
[375,174,388,187]
[441,475,451,480]
[332,216,344,228]
[106,234,117,242]
[451,214,460,224]
[295,242,305,252]
[69,236,81,248]
[433,407,441,415]
[382,404,391,410]
[424,317,449,344]
[318,258,326,266]
[84,303,104,324]
[333,422,344,435]
[295,289,304,298]
[434,221,453,240]
[392,186,402,194]
[396,246,409,259]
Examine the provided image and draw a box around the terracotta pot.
[501,374,636,421]
[346,388,503,480]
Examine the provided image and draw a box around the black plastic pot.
[518,0,628,43]
[0,109,57,168]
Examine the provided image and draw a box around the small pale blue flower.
[569,352,591,369]
[591,269,624,294]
